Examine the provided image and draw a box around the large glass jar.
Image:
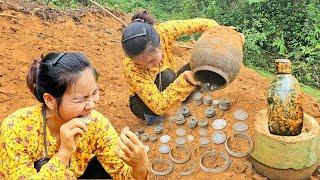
[267,59,303,136]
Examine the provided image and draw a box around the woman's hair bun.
[26,57,42,98]
[131,10,155,25]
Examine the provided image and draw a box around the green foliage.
[202,0,320,89]
[40,0,81,8]
[252,67,320,100]
[40,0,320,89]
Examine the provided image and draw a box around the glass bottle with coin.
[267,59,303,136]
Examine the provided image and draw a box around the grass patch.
[301,84,320,100]
[39,0,82,9]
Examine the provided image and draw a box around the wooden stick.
[88,0,128,26]
[88,0,193,49]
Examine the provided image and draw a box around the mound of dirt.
[0,1,319,179]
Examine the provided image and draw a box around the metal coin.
[176,128,186,136]
[176,113,185,121]
[189,117,197,123]
[199,119,208,128]
[159,144,171,154]
[212,100,220,108]
[199,128,208,137]
[219,104,230,111]
[212,119,227,130]
[193,92,203,101]
[220,98,230,105]
[203,96,212,106]
[160,135,171,144]
[141,133,149,142]
[233,122,249,132]
[199,137,210,146]
[188,117,198,129]
[176,119,186,125]
[186,135,194,143]
[210,84,218,91]
[201,83,211,92]
[219,98,231,111]
[206,108,215,114]
[175,113,186,125]
[175,137,187,145]
[193,92,203,106]
[181,106,191,117]
[211,131,227,144]
[234,109,249,121]
[195,100,203,106]
[154,125,163,134]
[205,107,216,118]
[149,134,157,142]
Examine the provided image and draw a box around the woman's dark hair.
[27,52,99,109]
[121,10,160,58]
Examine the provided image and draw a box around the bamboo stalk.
[88,0,193,49]
[88,0,128,26]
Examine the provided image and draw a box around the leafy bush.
[201,0,319,88]
[41,0,320,88]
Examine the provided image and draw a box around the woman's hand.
[115,129,149,179]
[56,118,88,166]
[183,70,201,86]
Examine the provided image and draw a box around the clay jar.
[190,26,244,89]
[267,59,303,136]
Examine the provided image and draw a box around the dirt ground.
[0,1,319,179]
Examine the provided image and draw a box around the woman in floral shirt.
[121,10,219,123]
[0,52,149,179]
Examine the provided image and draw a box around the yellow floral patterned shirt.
[0,105,134,179]
[123,18,219,115]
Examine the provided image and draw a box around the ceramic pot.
[190,26,244,89]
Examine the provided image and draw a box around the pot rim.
[192,65,230,89]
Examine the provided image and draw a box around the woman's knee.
[129,69,177,120]
[129,96,155,120]
[155,68,176,91]
[79,156,111,179]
